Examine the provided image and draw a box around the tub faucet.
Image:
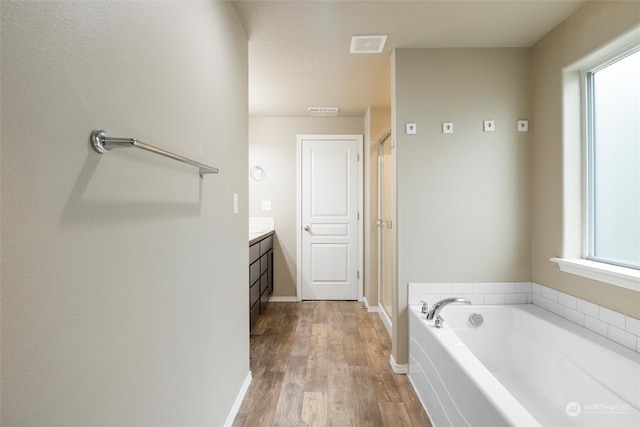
[426,297,472,328]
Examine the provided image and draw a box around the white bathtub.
[408,304,640,427]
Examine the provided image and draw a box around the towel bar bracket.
[89,129,219,177]
[90,129,109,154]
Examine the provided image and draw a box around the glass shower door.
[378,136,393,319]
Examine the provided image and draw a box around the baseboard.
[378,308,392,337]
[224,371,252,427]
[362,296,380,313]
[268,296,299,302]
[390,355,408,374]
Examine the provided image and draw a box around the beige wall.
[1,2,249,425]
[364,107,392,308]
[392,48,532,364]
[531,1,640,318]
[248,117,364,298]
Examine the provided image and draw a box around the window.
[553,36,640,291]
[585,49,640,270]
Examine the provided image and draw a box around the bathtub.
[408,304,640,427]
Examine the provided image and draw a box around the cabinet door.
[260,288,269,314]
[250,301,260,331]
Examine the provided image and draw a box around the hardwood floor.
[232,301,432,427]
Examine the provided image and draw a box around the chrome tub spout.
[425,297,472,328]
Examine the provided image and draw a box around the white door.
[297,135,362,300]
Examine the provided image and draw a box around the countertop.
[249,229,274,245]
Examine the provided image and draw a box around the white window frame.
[583,47,640,270]
[552,30,640,292]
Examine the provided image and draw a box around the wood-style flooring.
[232,301,432,427]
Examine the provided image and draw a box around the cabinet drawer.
[260,235,273,254]
[250,243,260,264]
[250,261,261,286]
[250,281,260,307]
[260,274,268,293]
[260,255,268,274]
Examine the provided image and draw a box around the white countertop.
[249,228,274,244]
[249,217,275,243]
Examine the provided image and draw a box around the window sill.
[550,258,640,292]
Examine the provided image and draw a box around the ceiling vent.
[308,107,339,116]
[350,35,388,54]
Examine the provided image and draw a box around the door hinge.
[357,271,360,279]
[357,153,360,162]
[357,212,360,220]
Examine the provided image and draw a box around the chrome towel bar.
[90,129,219,178]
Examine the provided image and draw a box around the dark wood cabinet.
[249,231,273,331]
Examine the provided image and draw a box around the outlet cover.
[442,122,453,134]
[261,200,272,211]
[406,123,417,135]
[483,120,495,132]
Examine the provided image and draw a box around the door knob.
[304,225,311,231]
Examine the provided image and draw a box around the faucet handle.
[421,300,428,314]
[435,315,445,328]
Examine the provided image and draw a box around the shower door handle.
[377,219,392,229]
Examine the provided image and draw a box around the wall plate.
[483,120,495,132]
[517,120,528,132]
[406,123,417,135]
[442,122,453,134]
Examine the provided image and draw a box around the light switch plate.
[233,193,239,215]
[442,122,453,134]
[517,120,528,132]
[406,123,417,135]
[483,120,495,132]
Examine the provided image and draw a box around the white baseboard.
[363,296,380,312]
[378,307,392,337]
[268,296,299,302]
[390,355,408,374]
[224,371,252,427]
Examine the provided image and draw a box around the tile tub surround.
[408,282,534,309]
[408,282,640,353]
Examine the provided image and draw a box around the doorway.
[296,135,363,301]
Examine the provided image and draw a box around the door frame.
[296,134,364,302]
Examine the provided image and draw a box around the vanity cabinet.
[249,231,273,331]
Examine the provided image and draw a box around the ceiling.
[231,0,587,117]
